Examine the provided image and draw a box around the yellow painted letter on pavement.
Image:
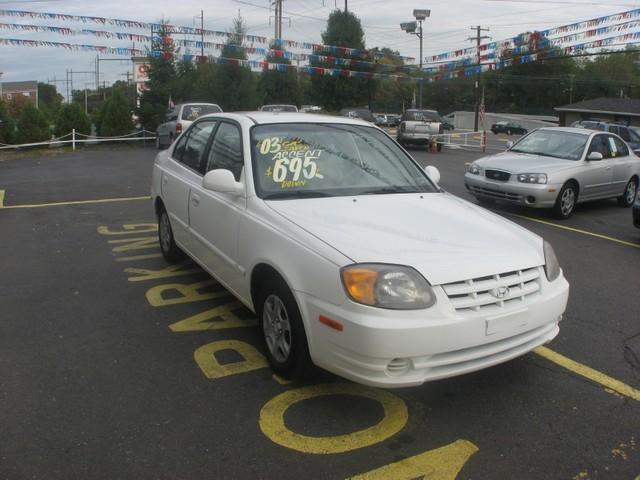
[170,301,256,332]
[146,279,230,307]
[97,224,157,236]
[348,439,478,480]
[259,383,408,454]
[194,340,267,379]
[109,236,158,253]
[125,262,202,282]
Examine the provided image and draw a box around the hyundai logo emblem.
[490,286,510,299]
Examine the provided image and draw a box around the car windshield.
[403,110,439,122]
[509,129,588,161]
[251,123,437,199]
[182,104,221,120]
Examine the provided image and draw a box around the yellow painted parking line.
[0,189,5,207]
[115,253,162,262]
[534,346,640,401]
[498,138,511,143]
[506,213,640,249]
[0,195,151,210]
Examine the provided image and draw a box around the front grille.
[485,169,511,182]
[441,267,542,313]
[468,185,522,202]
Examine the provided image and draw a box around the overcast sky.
[1,0,640,97]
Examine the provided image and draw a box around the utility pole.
[273,0,283,41]
[200,10,204,59]
[469,26,490,132]
[345,0,348,12]
[569,74,575,104]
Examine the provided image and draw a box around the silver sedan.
[464,127,640,218]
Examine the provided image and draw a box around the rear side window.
[618,127,631,142]
[182,104,222,121]
[179,121,217,173]
[172,131,190,161]
[403,111,439,122]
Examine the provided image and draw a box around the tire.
[437,142,443,152]
[617,178,638,207]
[553,182,578,219]
[158,206,184,263]
[257,276,312,380]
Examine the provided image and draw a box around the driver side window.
[588,135,612,159]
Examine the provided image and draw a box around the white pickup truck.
[396,109,443,151]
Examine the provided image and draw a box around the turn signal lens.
[341,268,379,306]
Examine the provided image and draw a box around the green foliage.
[0,101,15,144]
[55,103,92,137]
[98,88,132,136]
[257,43,300,106]
[38,83,63,121]
[16,103,51,144]
[310,10,373,111]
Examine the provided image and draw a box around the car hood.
[265,193,543,285]
[475,151,578,173]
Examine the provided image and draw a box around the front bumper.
[298,275,569,388]
[464,173,560,208]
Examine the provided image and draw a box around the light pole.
[401,9,430,110]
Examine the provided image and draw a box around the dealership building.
[555,97,640,127]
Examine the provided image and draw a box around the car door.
[580,134,614,200]
[161,120,217,254]
[609,135,634,196]
[188,121,247,295]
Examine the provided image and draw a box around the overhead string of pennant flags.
[1,8,640,84]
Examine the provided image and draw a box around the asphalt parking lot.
[1,141,639,480]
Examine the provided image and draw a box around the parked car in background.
[260,104,299,112]
[151,111,569,387]
[340,107,376,123]
[156,103,222,150]
[374,114,401,127]
[465,127,640,219]
[397,109,443,150]
[571,120,640,153]
[491,121,528,135]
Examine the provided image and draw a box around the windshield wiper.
[262,190,333,200]
[359,186,419,195]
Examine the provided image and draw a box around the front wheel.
[617,178,637,207]
[554,183,578,219]
[257,277,311,380]
[158,207,183,263]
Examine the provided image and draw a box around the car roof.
[198,111,373,126]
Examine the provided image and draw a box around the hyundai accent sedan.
[465,127,640,219]
[151,112,569,388]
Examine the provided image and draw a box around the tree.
[0,100,15,144]
[55,102,92,137]
[257,43,300,107]
[38,83,63,121]
[210,14,257,111]
[98,88,132,136]
[16,103,50,143]
[310,10,374,111]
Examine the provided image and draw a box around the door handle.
[191,195,200,207]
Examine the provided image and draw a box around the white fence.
[0,129,157,151]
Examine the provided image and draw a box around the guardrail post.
[143,129,146,148]
[72,129,76,151]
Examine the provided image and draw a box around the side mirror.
[506,141,514,150]
[424,165,441,185]
[587,151,603,161]
[203,169,244,196]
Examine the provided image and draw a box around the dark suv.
[571,121,640,153]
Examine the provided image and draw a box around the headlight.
[468,163,482,175]
[543,240,561,282]
[517,173,547,184]
[341,264,436,310]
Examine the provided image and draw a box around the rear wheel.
[158,207,183,263]
[257,277,311,380]
[554,182,578,219]
[617,178,637,207]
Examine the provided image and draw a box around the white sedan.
[151,112,570,388]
